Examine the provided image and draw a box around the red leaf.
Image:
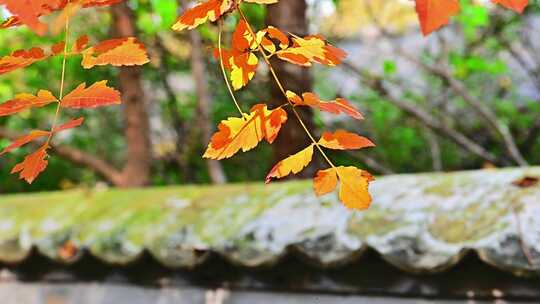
[0,0,52,35]
[53,117,85,133]
[0,90,57,116]
[492,0,528,13]
[415,0,460,36]
[0,130,50,155]
[61,81,121,109]
[11,145,49,184]
[0,47,47,75]
[287,91,363,120]
[319,130,375,150]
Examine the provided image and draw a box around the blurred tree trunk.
[266,0,316,177]
[189,30,227,184]
[111,2,152,187]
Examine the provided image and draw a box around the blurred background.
[1,0,540,193]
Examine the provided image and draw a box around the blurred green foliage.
[0,1,539,193]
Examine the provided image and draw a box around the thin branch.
[0,127,122,185]
[341,61,499,164]
[401,53,528,166]
[46,15,71,147]
[237,7,337,170]
[218,21,244,116]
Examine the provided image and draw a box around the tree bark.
[266,0,316,176]
[190,30,227,184]
[111,2,152,187]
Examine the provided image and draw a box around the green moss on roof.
[1,168,540,276]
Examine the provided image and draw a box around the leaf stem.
[46,16,71,146]
[236,7,336,169]
[218,20,245,116]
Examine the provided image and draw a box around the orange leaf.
[492,0,528,13]
[215,20,260,90]
[0,130,50,155]
[204,104,288,160]
[81,0,123,8]
[0,16,22,29]
[53,117,85,133]
[171,0,233,32]
[51,41,66,55]
[0,47,47,75]
[276,35,346,67]
[286,91,363,120]
[0,0,52,35]
[415,0,460,36]
[73,35,90,53]
[61,81,121,109]
[0,118,84,156]
[266,144,314,182]
[314,167,373,210]
[243,0,279,3]
[11,144,49,184]
[0,0,121,33]
[313,168,338,196]
[319,130,375,150]
[81,37,150,69]
[0,90,57,116]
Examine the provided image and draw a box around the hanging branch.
[0,1,150,184]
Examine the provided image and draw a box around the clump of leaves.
[0,0,530,211]
[0,0,149,183]
[171,0,529,210]
[173,0,374,209]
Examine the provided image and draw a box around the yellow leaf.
[81,37,149,69]
[336,166,372,210]
[203,104,287,160]
[266,144,314,182]
[313,166,373,210]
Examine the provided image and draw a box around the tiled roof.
[1,167,539,276]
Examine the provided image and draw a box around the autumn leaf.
[415,0,460,36]
[414,0,528,35]
[266,144,314,182]
[276,35,347,67]
[243,0,279,3]
[0,47,48,75]
[0,16,21,29]
[313,166,373,210]
[10,144,49,184]
[215,20,260,90]
[0,0,122,34]
[257,26,289,55]
[0,118,84,156]
[492,0,528,13]
[61,81,121,109]
[0,90,57,116]
[81,0,124,8]
[53,117,85,133]
[313,168,338,196]
[0,0,52,35]
[286,91,363,119]
[0,130,50,156]
[58,240,78,260]
[204,104,288,160]
[73,35,90,53]
[171,0,233,32]
[318,130,375,150]
[81,37,150,69]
